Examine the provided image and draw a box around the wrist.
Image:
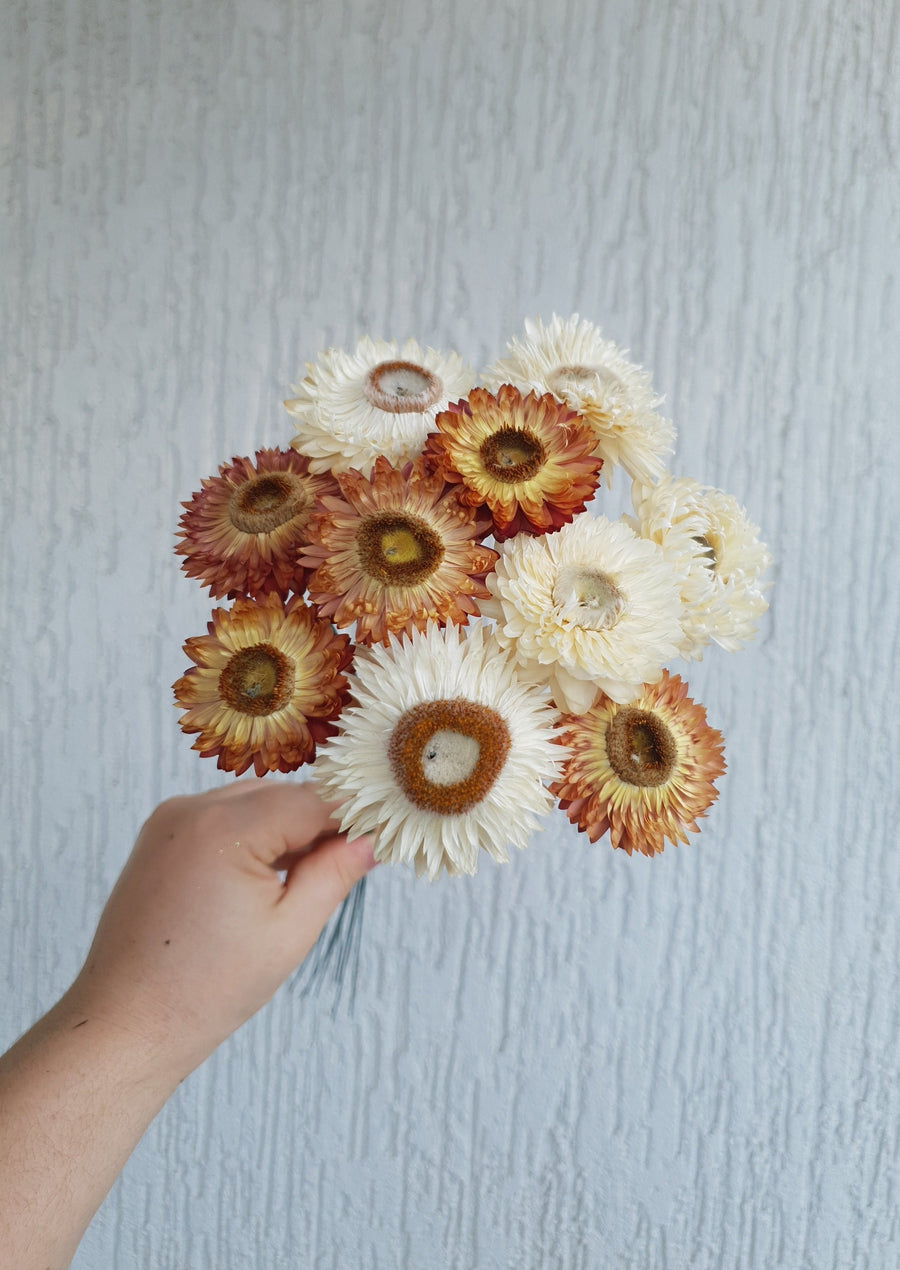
[59,973,216,1091]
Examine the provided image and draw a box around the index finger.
[198,780,346,869]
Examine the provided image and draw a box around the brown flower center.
[388,698,511,815]
[356,513,445,585]
[553,567,625,630]
[364,360,442,413]
[228,473,309,535]
[606,707,676,787]
[549,363,623,398]
[219,643,295,716]
[692,534,718,571]
[480,428,545,483]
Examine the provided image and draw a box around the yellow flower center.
[480,428,545,483]
[606,707,676,787]
[388,699,511,814]
[219,643,295,716]
[228,473,309,535]
[364,360,442,413]
[692,534,718,571]
[552,567,625,630]
[549,363,623,398]
[356,513,445,585]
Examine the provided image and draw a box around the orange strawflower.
[423,384,603,540]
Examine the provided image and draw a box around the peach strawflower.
[551,671,726,856]
[299,456,498,645]
[173,593,352,776]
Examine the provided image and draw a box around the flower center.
[218,643,295,716]
[228,473,309,535]
[606,707,677,787]
[356,513,445,585]
[692,534,718,571]
[548,363,623,399]
[480,428,545,483]
[364,360,442,414]
[388,699,511,815]
[552,567,625,630]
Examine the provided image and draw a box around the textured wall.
[2,0,898,1266]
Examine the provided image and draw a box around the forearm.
[0,985,192,1270]
[0,784,375,1269]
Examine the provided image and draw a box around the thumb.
[278,832,378,948]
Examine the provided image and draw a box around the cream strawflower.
[482,513,684,713]
[286,337,475,477]
[483,314,675,486]
[314,622,562,879]
[629,476,772,657]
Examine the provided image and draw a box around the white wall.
[2,0,897,1266]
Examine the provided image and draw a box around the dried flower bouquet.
[174,315,771,879]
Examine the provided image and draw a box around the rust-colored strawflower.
[551,671,726,856]
[173,593,352,776]
[423,384,604,540]
[299,456,498,645]
[176,448,339,600]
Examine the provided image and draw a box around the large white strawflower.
[629,476,772,657]
[314,622,562,879]
[286,337,475,477]
[482,513,684,713]
[482,314,675,486]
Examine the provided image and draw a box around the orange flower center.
[606,707,676,787]
[388,699,511,814]
[549,363,622,398]
[356,512,445,585]
[553,567,625,630]
[219,643,295,716]
[229,473,309,535]
[364,361,442,413]
[479,428,545,483]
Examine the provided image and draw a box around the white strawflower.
[482,513,684,713]
[629,476,772,657]
[286,337,475,477]
[314,622,562,880]
[482,314,675,486]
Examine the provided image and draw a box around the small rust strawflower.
[176,448,338,600]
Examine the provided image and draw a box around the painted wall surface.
[2,1,897,1266]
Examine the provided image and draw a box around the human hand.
[67,781,376,1077]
